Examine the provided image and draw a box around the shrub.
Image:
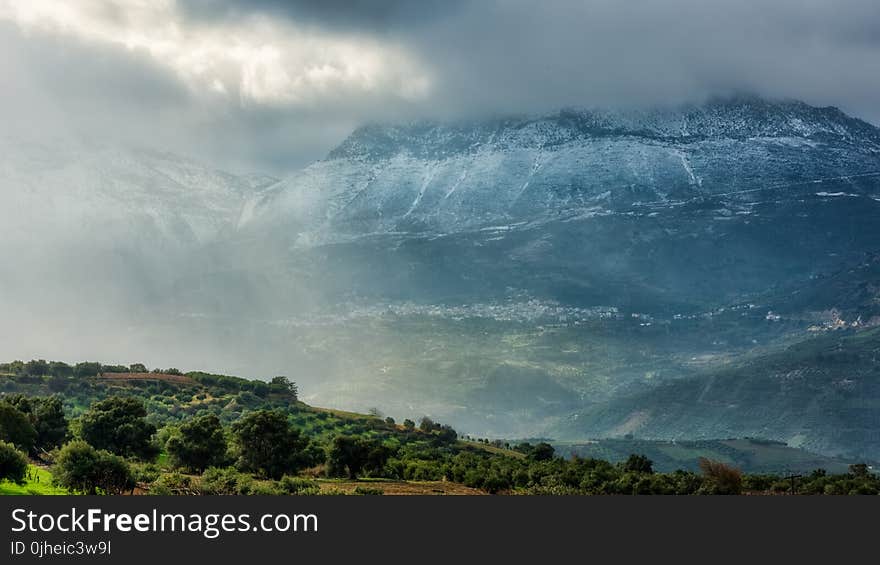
[149,472,196,495]
[327,436,393,479]
[79,397,158,460]
[166,414,228,472]
[352,485,384,496]
[279,476,321,495]
[251,482,282,495]
[200,467,253,495]
[698,458,742,495]
[231,410,312,479]
[0,441,28,484]
[0,401,37,452]
[53,440,134,495]
[622,454,654,474]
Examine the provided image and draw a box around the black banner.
[0,496,875,563]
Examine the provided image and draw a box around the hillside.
[1,359,876,496]
[554,327,880,460]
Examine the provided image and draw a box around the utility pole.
[784,473,802,495]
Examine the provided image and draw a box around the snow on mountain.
[0,139,274,247]
[244,97,880,244]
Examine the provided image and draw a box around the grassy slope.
[0,466,67,496]
[2,359,872,495]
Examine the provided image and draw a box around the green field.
[0,466,68,496]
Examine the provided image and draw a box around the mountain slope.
[554,327,880,460]
[199,97,880,451]
[244,97,880,242]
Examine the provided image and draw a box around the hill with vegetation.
[0,359,877,495]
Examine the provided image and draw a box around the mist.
[2,0,880,432]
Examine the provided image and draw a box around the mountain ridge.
[245,96,880,244]
[328,97,880,162]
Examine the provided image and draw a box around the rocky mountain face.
[226,97,880,318]
[243,97,880,243]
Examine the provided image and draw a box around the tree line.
[1,361,878,496]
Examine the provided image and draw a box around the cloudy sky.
[1,0,879,174]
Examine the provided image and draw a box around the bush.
[79,397,158,460]
[5,395,69,453]
[622,454,653,474]
[251,482,282,495]
[53,440,134,495]
[318,487,347,496]
[528,442,555,462]
[279,476,321,495]
[352,485,384,496]
[150,472,196,495]
[698,458,742,495]
[0,441,28,484]
[166,414,228,472]
[200,467,253,495]
[742,474,776,492]
[231,410,313,479]
[483,474,510,494]
[328,436,394,479]
[0,401,37,452]
[130,463,161,484]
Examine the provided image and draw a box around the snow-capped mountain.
[4,97,880,455]
[244,97,880,244]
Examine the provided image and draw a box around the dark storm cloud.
[177,0,880,126]
[2,0,880,174]
[395,0,880,122]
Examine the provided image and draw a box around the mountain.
[219,96,880,456]
[230,97,880,313]
[553,327,880,460]
[243,96,880,242]
[4,96,880,458]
